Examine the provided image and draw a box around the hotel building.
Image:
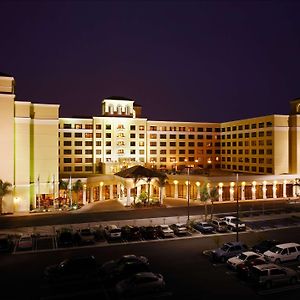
[1,73,300,212]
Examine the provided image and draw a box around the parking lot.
[2,213,299,254]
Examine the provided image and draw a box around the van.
[263,242,300,264]
[209,219,228,233]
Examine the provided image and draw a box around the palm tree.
[59,179,68,199]
[0,180,12,215]
[209,186,219,220]
[200,184,210,221]
[72,180,83,206]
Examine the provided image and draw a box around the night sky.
[1,0,300,122]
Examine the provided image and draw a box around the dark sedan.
[192,221,214,234]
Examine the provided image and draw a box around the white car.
[157,225,174,238]
[221,216,246,231]
[18,235,33,250]
[227,251,262,269]
[263,242,300,264]
[104,225,122,240]
[115,272,165,296]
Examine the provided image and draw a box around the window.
[139,141,145,146]
[267,140,272,146]
[160,142,166,146]
[188,142,195,147]
[130,133,136,138]
[266,131,272,136]
[259,149,264,155]
[206,128,213,132]
[160,157,167,162]
[139,134,144,138]
[179,134,185,139]
[130,149,135,154]
[85,124,93,129]
[117,149,124,154]
[251,132,256,137]
[63,124,72,129]
[245,124,250,129]
[259,122,264,128]
[169,149,176,154]
[197,135,204,139]
[106,141,111,146]
[150,142,157,146]
[207,135,213,139]
[150,134,157,139]
[160,150,167,154]
[64,149,72,154]
[96,133,101,138]
[64,158,71,163]
[74,149,82,154]
[85,166,93,172]
[130,141,135,146]
[150,150,157,154]
[106,124,111,130]
[197,142,203,147]
[117,133,125,138]
[85,141,93,146]
[251,149,257,155]
[188,135,195,139]
[85,149,92,154]
[169,126,176,131]
[170,142,176,146]
[259,167,264,173]
[64,141,72,146]
[267,168,273,173]
[106,150,111,155]
[106,133,111,138]
[150,126,157,131]
[266,121,272,127]
[197,128,204,132]
[215,127,221,132]
[160,126,167,131]
[64,132,72,138]
[117,124,124,130]
[96,124,101,130]
[139,150,144,154]
[96,150,101,155]
[170,134,176,139]
[251,166,257,172]
[64,167,72,172]
[179,142,185,147]
[251,124,257,129]
[74,158,82,163]
[266,149,272,155]
[188,150,195,154]
[85,133,93,138]
[179,126,185,131]
[130,125,136,130]
[179,149,185,154]
[75,132,82,138]
[139,125,145,130]
[160,134,166,139]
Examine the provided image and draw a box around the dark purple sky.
[1,1,300,122]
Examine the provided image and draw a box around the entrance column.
[109,184,114,200]
[241,182,245,201]
[218,183,223,201]
[90,187,94,203]
[126,188,131,206]
[273,181,277,199]
[283,180,287,198]
[262,181,267,199]
[196,182,201,200]
[82,184,87,205]
[185,181,189,200]
[117,184,121,200]
[252,181,256,200]
[99,182,104,201]
[230,182,234,201]
[137,185,141,199]
[174,180,178,198]
[149,183,153,199]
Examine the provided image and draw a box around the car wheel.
[275,258,281,264]
[290,277,297,285]
[265,281,272,289]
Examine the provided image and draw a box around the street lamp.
[235,172,239,242]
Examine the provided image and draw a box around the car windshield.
[110,229,121,233]
[221,244,230,251]
[219,222,227,226]
[269,246,282,254]
[238,253,247,261]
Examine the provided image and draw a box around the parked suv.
[209,219,228,233]
[211,241,248,262]
[263,242,300,264]
[104,225,122,240]
[249,263,298,289]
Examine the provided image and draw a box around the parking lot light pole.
[235,172,239,242]
[185,161,193,222]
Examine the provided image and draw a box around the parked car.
[249,263,298,289]
[251,240,280,254]
[103,261,151,285]
[140,226,158,240]
[227,251,262,270]
[192,221,214,234]
[170,223,188,236]
[44,255,99,282]
[100,255,149,275]
[263,242,300,264]
[77,228,95,245]
[0,234,14,253]
[209,219,228,233]
[236,257,266,279]
[121,225,141,241]
[156,225,174,238]
[57,229,74,247]
[221,216,246,231]
[17,234,33,250]
[211,241,248,262]
[104,225,122,241]
[115,272,165,297]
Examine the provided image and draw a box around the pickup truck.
[220,216,246,232]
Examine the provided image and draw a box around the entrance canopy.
[114,165,167,181]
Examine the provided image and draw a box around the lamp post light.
[184,159,193,222]
[235,172,239,242]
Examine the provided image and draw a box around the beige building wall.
[0,75,15,213]
[289,99,300,174]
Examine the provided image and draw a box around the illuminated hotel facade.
[1,73,300,212]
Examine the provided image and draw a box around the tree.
[59,179,68,199]
[200,184,210,221]
[72,180,83,206]
[0,180,12,215]
[209,186,219,220]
